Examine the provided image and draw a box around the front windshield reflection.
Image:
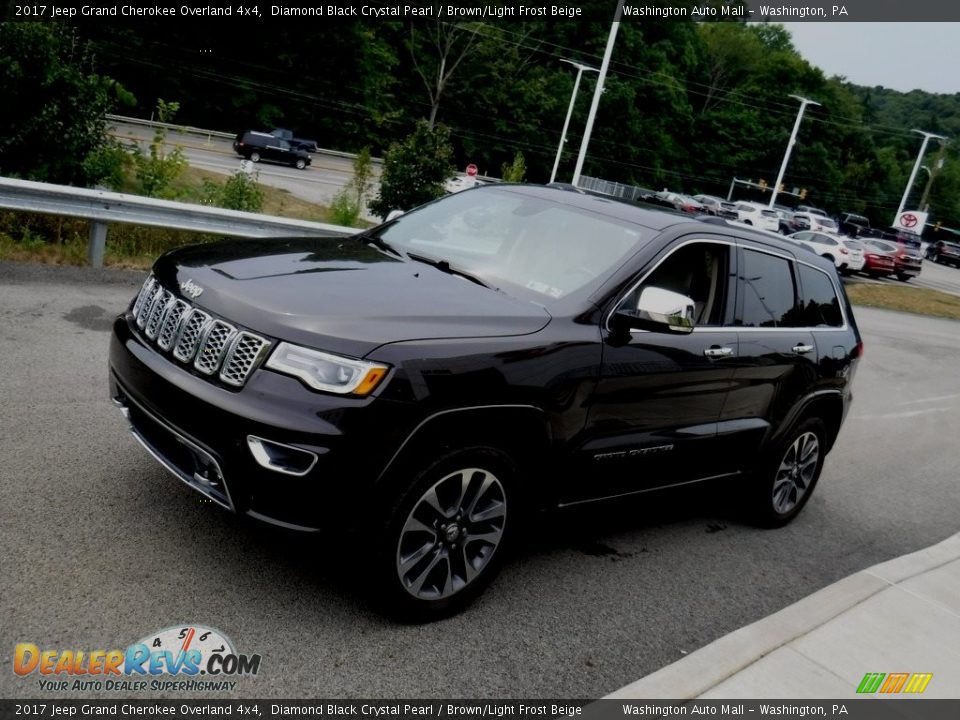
[377,188,646,300]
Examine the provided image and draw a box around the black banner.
[6,1,960,23]
[3,700,960,720]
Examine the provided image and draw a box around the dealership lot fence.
[577,175,651,202]
[0,176,356,268]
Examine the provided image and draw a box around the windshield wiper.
[406,253,493,289]
[356,231,402,258]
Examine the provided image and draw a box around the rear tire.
[249,152,261,163]
[370,447,518,622]
[745,418,826,528]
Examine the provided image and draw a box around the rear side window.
[738,249,800,327]
[799,265,843,327]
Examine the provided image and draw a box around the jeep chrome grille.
[130,275,269,388]
[194,321,236,375]
[157,300,190,351]
[220,333,271,387]
[173,309,212,362]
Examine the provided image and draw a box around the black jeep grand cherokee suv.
[109,185,861,618]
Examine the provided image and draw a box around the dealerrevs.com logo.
[13,625,261,692]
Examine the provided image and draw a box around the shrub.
[132,99,187,198]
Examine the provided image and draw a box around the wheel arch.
[772,390,846,455]
[375,405,554,504]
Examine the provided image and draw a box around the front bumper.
[109,314,412,531]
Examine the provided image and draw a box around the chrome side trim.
[246,435,319,477]
[556,471,743,509]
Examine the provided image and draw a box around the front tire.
[897,273,911,282]
[372,448,517,621]
[249,152,261,163]
[746,418,826,528]
[295,158,306,170]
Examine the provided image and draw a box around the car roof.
[472,185,833,269]
[490,184,691,231]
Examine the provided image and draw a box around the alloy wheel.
[772,431,820,515]
[396,468,507,600]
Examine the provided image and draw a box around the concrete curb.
[606,531,960,699]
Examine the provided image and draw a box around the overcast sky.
[782,23,959,95]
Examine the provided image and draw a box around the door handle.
[704,346,734,358]
[792,344,814,355]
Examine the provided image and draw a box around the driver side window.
[623,242,732,326]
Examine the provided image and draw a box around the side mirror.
[613,286,696,334]
[386,209,405,222]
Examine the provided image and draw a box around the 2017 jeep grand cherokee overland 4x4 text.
[109,185,862,619]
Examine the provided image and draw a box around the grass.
[0,165,367,271]
[846,282,960,321]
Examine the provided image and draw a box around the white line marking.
[893,393,960,407]
[853,408,952,420]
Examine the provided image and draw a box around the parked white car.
[793,212,839,234]
[789,231,864,274]
[733,202,780,232]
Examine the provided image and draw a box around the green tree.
[0,22,132,186]
[369,121,455,219]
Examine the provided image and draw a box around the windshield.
[374,188,647,300]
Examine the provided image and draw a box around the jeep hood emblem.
[180,279,204,299]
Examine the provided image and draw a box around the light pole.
[549,60,599,184]
[768,95,820,209]
[572,2,623,187]
[895,131,947,220]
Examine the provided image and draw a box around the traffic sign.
[466,164,478,177]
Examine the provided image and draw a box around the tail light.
[854,340,864,359]
[840,248,849,255]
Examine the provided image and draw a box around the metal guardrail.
[106,114,384,165]
[0,176,357,268]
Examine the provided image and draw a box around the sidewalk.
[607,531,960,699]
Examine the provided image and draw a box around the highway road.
[108,120,380,210]
[2,260,959,699]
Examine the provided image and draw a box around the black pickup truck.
[270,128,318,153]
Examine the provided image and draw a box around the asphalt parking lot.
[2,261,959,700]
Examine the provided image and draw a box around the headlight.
[265,342,389,396]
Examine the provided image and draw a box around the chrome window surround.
[605,237,849,334]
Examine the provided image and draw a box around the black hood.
[153,237,551,358]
